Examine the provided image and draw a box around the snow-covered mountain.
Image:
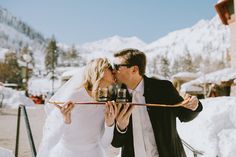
[0,6,46,49]
[0,6,47,67]
[72,16,230,76]
[144,16,229,62]
[71,36,146,61]
[81,35,146,53]
[70,15,230,67]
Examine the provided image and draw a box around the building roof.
[181,68,236,92]
[172,72,201,82]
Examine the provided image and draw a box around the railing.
[0,93,4,108]
[182,139,204,157]
[15,105,37,157]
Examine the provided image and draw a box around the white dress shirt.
[130,79,159,157]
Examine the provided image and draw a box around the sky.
[0,0,217,44]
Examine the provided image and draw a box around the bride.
[37,58,117,157]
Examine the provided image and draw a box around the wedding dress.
[37,72,114,157]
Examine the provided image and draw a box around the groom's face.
[113,57,133,85]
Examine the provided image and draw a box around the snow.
[81,50,114,62]
[61,66,85,79]
[0,85,34,108]
[27,67,85,96]
[180,68,236,93]
[181,84,203,93]
[0,147,14,157]
[81,35,146,53]
[172,72,201,81]
[0,23,32,45]
[28,77,61,96]
[199,68,236,84]
[181,68,236,93]
[144,15,229,63]
[178,97,236,157]
[0,48,9,61]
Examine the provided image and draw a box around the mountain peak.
[145,15,229,57]
[81,35,146,52]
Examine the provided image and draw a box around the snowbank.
[0,147,14,157]
[183,68,236,86]
[178,97,236,157]
[0,86,34,108]
[28,77,61,96]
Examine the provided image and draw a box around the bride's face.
[102,67,115,86]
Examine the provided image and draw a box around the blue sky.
[1,0,217,44]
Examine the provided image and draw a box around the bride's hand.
[55,101,75,124]
[104,101,117,127]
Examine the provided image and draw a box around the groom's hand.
[116,103,135,131]
[181,94,199,111]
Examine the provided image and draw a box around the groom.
[111,48,203,157]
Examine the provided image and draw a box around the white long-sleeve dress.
[37,87,114,157]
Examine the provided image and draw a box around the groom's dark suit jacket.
[111,75,203,157]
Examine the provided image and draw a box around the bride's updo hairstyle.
[82,58,112,100]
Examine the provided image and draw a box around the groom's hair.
[114,48,146,75]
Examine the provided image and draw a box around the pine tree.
[60,49,67,66]
[45,37,58,72]
[44,37,58,94]
[181,52,195,72]
[192,55,202,72]
[19,45,35,66]
[158,55,170,78]
[149,57,158,74]
[69,45,78,59]
[171,57,182,75]
[183,52,192,71]
[67,45,78,66]
[59,45,86,67]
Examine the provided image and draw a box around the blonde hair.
[82,58,111,100]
